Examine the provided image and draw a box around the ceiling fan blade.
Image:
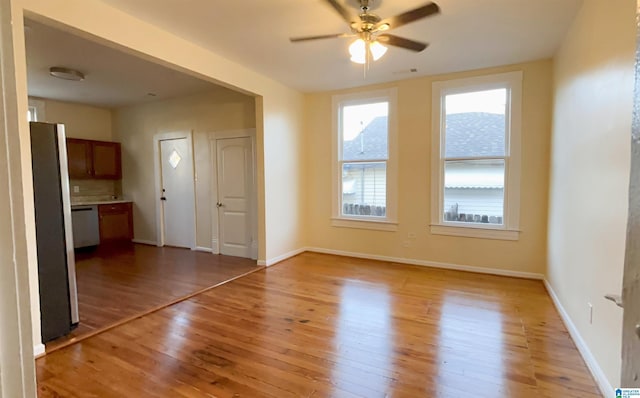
[377,34,428,52]
[290,33,351,42]
[376,2,440,30]
[323,0,357,24]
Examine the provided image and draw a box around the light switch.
[73,186,80,193]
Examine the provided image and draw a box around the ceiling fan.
[290,0,440,64]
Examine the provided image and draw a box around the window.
[27,106,37,122]
[27,99,45,122]
[431,71,522,240]
[332,89,397,231]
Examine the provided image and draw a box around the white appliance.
[71,205,100,248]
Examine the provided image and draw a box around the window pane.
[342,162,386,217]
[444,88,506,158]
[443,159,504,224]
[342,102,388,161]
[27,106,37,122]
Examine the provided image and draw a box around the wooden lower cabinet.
[98,202,133,242]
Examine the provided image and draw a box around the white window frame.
[27,98,45,122]
[332,88,398,231]
[430,71,522,241]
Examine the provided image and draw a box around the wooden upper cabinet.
[66,138,122,180]
[66,138,92,179]
[92,141,121,179]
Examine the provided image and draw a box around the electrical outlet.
[408,232,416,239]
[588,302,593,324]
[402,240,411,248]
[73,185,80,193]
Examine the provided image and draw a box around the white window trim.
[27,98,45,122]
[430,71,522,240]
[332,88,398,231]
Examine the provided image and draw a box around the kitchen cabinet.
[66,138,122,180]
[66,138,92,178]
[98,202,133,242]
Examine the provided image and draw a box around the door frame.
[209,129,258,259]
[153,130,197,249]
[0,0,38,395]
[621,0,640,385]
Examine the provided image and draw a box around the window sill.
[331,217,398,231]
[430,224,520,241]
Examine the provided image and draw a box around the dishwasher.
[71,205,100,248]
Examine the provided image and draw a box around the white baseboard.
[132,239,159,246]
[34,343,45,358]
[257,247,306,267]
[305,247,545,280]
[195,246,213,253]
[544,280,612,397]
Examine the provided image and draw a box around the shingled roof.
[445,112,505,158]
[342,112,505,160]
[342,116,388,160]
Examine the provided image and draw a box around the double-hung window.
[332,88,398,231]
[431,71,522,240]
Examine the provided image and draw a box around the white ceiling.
[25,20,221,108]
[25,0,583,107]
[100,0,583,92]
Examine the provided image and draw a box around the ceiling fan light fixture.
[349,39,387,64]
[49,66,85,81]
[349,38,367,64]
[370,41,388,61]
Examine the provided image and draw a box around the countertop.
[71,199,132,207]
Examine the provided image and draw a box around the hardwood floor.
[46,244,260,352]
[37,252,601,397]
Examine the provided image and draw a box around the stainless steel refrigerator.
[30,122,79,342]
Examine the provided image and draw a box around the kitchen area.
[30,101,259,352]
[68,137,133,249]
[25,18,261,353]
[29,120,135,347]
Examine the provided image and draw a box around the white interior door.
[216,137,253,258]
[160,138,195,248]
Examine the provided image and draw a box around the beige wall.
[305,59,553,275]
[548,0,636,389]
[113,88,256,250]
[262,92,307,260]
[32,97,113,140]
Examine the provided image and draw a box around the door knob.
[160,196,167,201]
[216,202,223,208]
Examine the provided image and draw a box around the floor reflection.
[436,294,505,395]
[333,279,393,397]
[158,303,194,358]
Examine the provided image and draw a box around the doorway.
[155,132,196,249]
[212,132,257,260]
